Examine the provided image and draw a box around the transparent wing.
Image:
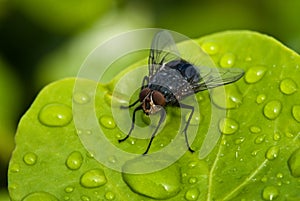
[193,67,245,93]
[148,30,181,78]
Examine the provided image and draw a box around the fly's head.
[139,88,166,115]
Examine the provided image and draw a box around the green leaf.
[8,31,300,200]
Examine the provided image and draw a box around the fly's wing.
[193,67,245,93]
[148,31,181,79]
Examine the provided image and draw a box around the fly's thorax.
[139,88,166,115]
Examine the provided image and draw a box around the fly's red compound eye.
[152,91,166,106]
[139,88,151,102]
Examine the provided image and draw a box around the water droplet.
[251,150,259,157]
[273,132,281,141]
[261,175,268,183]
[245,66,267,84]
[234,137,245,145]
[276,173,283,179]
[108,155,117,164]
[122,156,181,199]
[80,169,107,188]
[73,92,90,104]
[184,188,200,201]
[288,148,300,177]
[254,135,265,144]
[263,100,282,120]
[279,78,297,95]
[64,186,74,193]
[105,191,115,200]
[292,105,300,122]
[81,195,90,201]
[39,103,72,127]
[66,151,83,170]
[10,163,20,173]
[265,146,280,160]
[188,161,197,168]
[262,186,279,200]
[22,192,58,201]
[256,94,267,104]
[99,115,116,129]
[202,42,219,55]
[219,117,239,135]
[250,126,262,133]
[23,152,37,166]
[188,177,198,184]
[212,85,243,109]
[220,53,235,68]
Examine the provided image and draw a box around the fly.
[119,30,244,154]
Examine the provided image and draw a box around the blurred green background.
[1,0,300,199]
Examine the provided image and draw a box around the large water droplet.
[202,42,219,55]
[23,192,58,201]
[73,92,90,104]
[99,115,116,129]
[279,78,297,95]
[184,188,200,201]
[219,117,239,135]
[122,156,181,199]
[263,100,282,120]
[220,53,235,68]
[245,66,267,84]
[23,152,38,166]
[288,148,300,177]
[80,169,107,188]
[292,105,300,122]
[39,103,72,127]
[262,186,279,200]
[212,85,243,109]
[265,146,280,160]
[66,151,83,170]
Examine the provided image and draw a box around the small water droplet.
[250,126,262,133]
[80,169,107,188]
[251,150,259,157]
[254,135,265,144]
[81,195,90,201]
[23,152,37,166]
[273,132,281,141]
[64,186,74,193]
[276,173,283,179]
[279,78,297,95]
[122,156,181,199]
[184,188,200,201]
[22,192,58,201]
[265,146,280,160]
[261,175,268,183]
[73,92,90,104]
[66,151,83,170]
[285,131,295,138]
[212,85,243,109]
[288,148,300,177]
[245,66,267,84]
[188,161,197,168]
[188,177,198,184]
[10,163,20,173]
[263,100,282,120]
[108,155,117,164]
[99,115,116,129]
[202,42,219,55]
[105,191,115,200]
[220,53,235,68]
[219,117,239,135]
[234,137,245,145]
[185,112,201,125]
[256,94,267,104]
[262,186,279,200]
[39,103,72,127]
[292,105,300,122]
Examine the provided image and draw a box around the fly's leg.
[120,76,149,109]
[143,109,166,155]
[119,105,143,142]
[179,103,195,153]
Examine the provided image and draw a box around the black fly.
[119,31,244,154]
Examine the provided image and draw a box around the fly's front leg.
[178,103,195,153]
[119,105,143,142]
